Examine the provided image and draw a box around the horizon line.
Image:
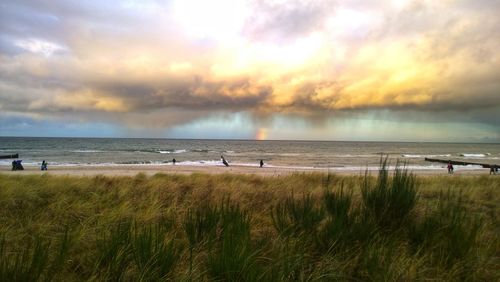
[0,135,499,145]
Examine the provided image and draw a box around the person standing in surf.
[221,155,229,167]
[447,161,454,174]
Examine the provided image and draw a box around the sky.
[0,0,499,142]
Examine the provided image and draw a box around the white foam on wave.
[402,154,451,158]
[158,149,187,154]
[176,160,222,166]
[460,153,491,157]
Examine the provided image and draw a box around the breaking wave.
[402,154,451,158]
[460,153,490,157]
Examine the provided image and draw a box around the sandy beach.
[0,164,492,177]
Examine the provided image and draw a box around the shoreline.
[0,164,493,177]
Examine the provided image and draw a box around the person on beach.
[221,155,229,167]
[447,161,454,174]
[172,158,176,165]
[490,165,497,175]
[12,160,23,171]
[260,159,264,168]
[41,160,48,170]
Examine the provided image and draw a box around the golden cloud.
[0,0,499,122]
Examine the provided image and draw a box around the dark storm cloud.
[90,78,272,111]
[0,66,271,114]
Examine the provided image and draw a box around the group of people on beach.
[11,160,24,171]
[12,155,265,171]
[11,160,47,171]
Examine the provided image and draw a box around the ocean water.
[1,137,499,171]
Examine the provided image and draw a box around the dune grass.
[0,164,498,281]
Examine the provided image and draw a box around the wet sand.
[0,164,492,177]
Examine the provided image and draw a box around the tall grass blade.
[271,194,324,237]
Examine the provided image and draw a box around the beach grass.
[0,166,498,281]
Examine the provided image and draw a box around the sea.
[1,137,499,171]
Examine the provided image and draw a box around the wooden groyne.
[0,154,18,159]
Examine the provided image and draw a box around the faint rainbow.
[255,128,267,140]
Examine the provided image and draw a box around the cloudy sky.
[1,0,499,141]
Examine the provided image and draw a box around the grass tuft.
[271,193,324,237]
[361,157,418,229]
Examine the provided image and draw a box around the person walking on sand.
[260,159,264,168]
[221,155,229,167]
[172,158,176,165]
[447,161,454,174]
[41,160,48,171]
[490,165,497,175]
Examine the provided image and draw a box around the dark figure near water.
[41,160,48,171]
[260,159,264,168]
[11,160,24,171]
[172,158,176,165]
[221,155,229,167]
[447,161,454,174]
[490,165,498,175]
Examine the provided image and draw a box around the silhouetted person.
[447,161,454,174]
[12,160,23,171]
[41,160,48,171]
[260,159,264,168]
[221,155,229,167]
[172,158,176,165]
[491,165,498,175]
